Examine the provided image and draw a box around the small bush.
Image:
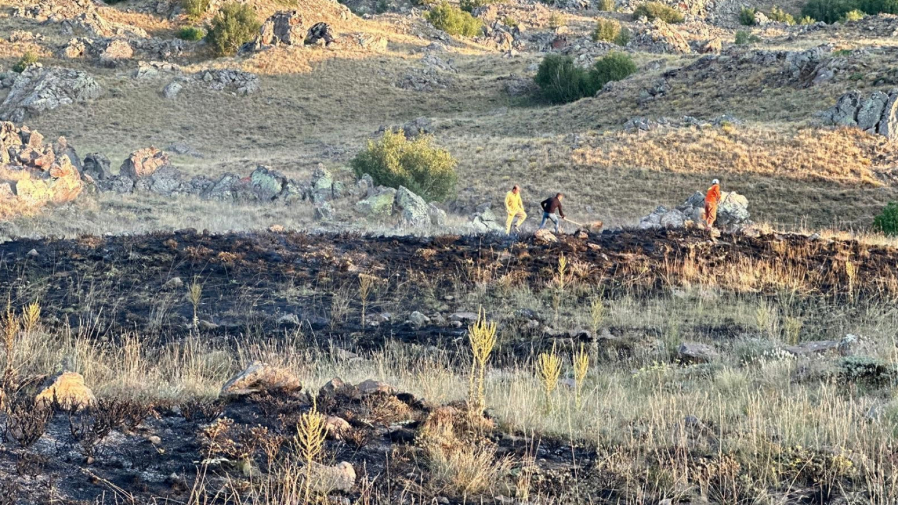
[840,7,865,19]
[734,30,760,44]
[534,53,636,104]
[350,129,458,202]
[426,3,483,37]
[798,14,816,23]
[859,0,898,13]
[182,0,211,20]
[739,7,757,25]
[769,5,796,23]
[177,26,205,41]
[633,2,684,23]
[590,51,637,87]
[873,201,898,236]
[801,0,857,23]
[104,0,129,4]
[615,27,631,45]
[548,12,567,29]
[206,2,260,56]
[12,51,39,73]
[597,0,615,10]
[503,16,519,28]
[593,18,621,42]
[459,0,496,12]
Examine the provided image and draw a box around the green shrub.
[597,0,615,10]
[351,130,458,202]
[592,18,621,42]
[12,51,38,73]
[104,0,129,4]
[459,0,496,12]
[534,53,636,104]
[503,16,519,28]
[548,12,566,29]
[183,0,211,20]
[769,5,796,23]
[840,7,865,19]
[206,2,260,56]
[632,2,684,23]
[177,26,206,41]
[801,0,858,23]
[859,0,898,13]
[615,26,631,45]
[798,14,816,23]
[873,201,898,236]
[734,30,760,44]
[739,7,757,25]
[591,51,637,86]
[426,2,483,37]
[839,356,896,386]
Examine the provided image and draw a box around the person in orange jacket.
[704,179,722,229]
[505,185,527,234]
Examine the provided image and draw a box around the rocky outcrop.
[821,89,898,140]
[356,186,396,217]
[395,186,430,226]
[99,39,133,67]
[639,190,750,230]
[197,69,260,96]
[0,65,101,122]
[470,204,504,233]
[120,147,169,180]
[629,20,691,54]
[257,10,305,47]
[0,122,84,215]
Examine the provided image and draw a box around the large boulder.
[99,39,133,67]
[35,371,96,410]
[639,190,750,230]
[221,361,302,397]
[120,147,169,180]
[823,89,898,141]
[258,10,305,46]
[0,122,85,214]
[470,205,504,233]
[0,65,101,122]
[82,153,112,181]
[395,186,430,226]
[356,186,396,217]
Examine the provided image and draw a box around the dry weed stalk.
[358,274,376,329]
[187,280,203,329]
[573,344,589,410]
[845,260,857,298]
[555,254,568,292]
[589,296,604,335]
[295,403,327,504]
[784,317,803,345]
[2,304,19,389]
[22,302,40,334]
[537,345,562,410]
[467,308,497,415]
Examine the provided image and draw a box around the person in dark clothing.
[539,193,565,233]
[305,22,335,46]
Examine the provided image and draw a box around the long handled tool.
[564,218,603,232]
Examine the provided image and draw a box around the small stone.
[162,277,183,290]
[407,311,430,329]
[357,379,393,396]
[36,371,96,410]
[27,249,39,257]
[221,361,302,397]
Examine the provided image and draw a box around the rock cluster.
[0,65,101,122]
[629,20,691,54]
[639,190,750,230]
[0,122,84,213]
[354,180,446,227]
[821,89,898,140]
[257,10,306,47]
[197,69,260,96]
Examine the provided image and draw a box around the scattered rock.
[355,186,396,217]
[325,415,352,440]
[162,81,182,99]
[82,153,111,181]
[162,277,183,290]
[220,361,302,397]
[120,147,170,180]
[198,69,260,96]
[639,190,750,230]
[534,229,558,243]
[629,20,691,54]
[407,311,430,329]
[36,371,96,410]
[470,205,504,233]
[357,379,394,395]
[99,39,133,67]
[677,342,718,364]
[309,461,355,494]
[0,65,101,122]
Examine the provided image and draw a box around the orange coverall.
[704,184,721,229]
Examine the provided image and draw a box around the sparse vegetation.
[426,2,483,37]
[873,202,898,236]
[734,30,760,44]
[592,51,637,85]
[769,5,796,23]
[12,51,38,73]
[459,0,497,12]
[182,0,211,21]
[206,2,260,56]
[351,129,458,202]
[597,0,615,10]
[633,1,685,23]
[592,18,621,42]
[177,26,206,41]
[548,12,566,29]
[739,7,758,25]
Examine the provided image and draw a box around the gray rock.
[257,10,305,47]
[878,89,898,140]
[315,202,334,220]
[162,80,182,99]
[428,203,447,226]
[395,186,430,227]
[0,66,101,122]
[135,165,185,196]
[677,342,718,364]
[356,186,396,217]
[99,39,133,67]
[120,147,169,180]
[407,311,430,329]
[310,165,335,202]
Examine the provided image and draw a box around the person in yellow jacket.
[505,185,527,234]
